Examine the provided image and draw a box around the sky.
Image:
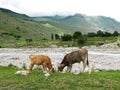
[0,0,120,21]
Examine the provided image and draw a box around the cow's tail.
[87,54,91,74]
[85,49,89,66]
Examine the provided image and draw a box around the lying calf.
[28,54,54,72]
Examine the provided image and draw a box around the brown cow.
[58,48,90,73]
[28,54,54,72]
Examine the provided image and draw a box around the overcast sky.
[0,0,120,21]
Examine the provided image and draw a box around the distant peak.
[74,13,83,16]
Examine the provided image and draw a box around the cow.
[58,48,90,74]
[28,54,54,72]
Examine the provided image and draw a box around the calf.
[28,54,54,72]
[58,48,90,73]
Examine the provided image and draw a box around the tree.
[55,34,60,40]
[104,32,112,37]
[51,33,54,40]
[61,34,72,41]
[76,36,87,45]
[113,31,119,36]
[26,39,33,43]
[87,32,96,37]
[96,30,104,37]
[16,26,20,31]
[73,31,82,40]
[26,38,33,46]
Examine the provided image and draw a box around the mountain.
[1,8,120,45]
[34,14,120,33]
[0,8,73,44]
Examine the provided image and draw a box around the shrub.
[76,36,87,45]
[61,34,72,41]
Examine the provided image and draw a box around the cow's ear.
[58,64,61,67]
[60,64,64,67]
[58,64,64,67]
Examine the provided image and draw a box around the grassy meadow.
[0,66,120,90]
[0,36,118,48]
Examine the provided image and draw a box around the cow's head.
[58,64,65,72]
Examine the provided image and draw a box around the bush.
[73,31,82,40]
[61,34,72,41]
[76,36,87,45]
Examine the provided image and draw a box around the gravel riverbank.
[0,47,120,73]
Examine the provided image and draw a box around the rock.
[15,70,29,75]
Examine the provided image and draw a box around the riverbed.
[0,47,120,73]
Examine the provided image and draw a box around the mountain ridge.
[1,7,120,43]
[34,13,120,33]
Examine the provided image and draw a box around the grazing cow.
[28,54,54,72]
[58,48,90,73]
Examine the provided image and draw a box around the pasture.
[0,66,120,90]
[0,47,120,90]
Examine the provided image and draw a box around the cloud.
[0,0,120,21]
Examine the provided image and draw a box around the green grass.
[0,36,118,48]
[0,66,120,90]
[87,36,117,41]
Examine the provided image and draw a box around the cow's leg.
[67,64,72,72]
[82,61,87,73]
[43,63,48,72]
[82,59,91,74]
[28,64,34,72]
[48,64,54,72]
[35,65,43,73]
[88,64,91,74]
[84,57,91,74]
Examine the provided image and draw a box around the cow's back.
[79,48,88,59]
[61,51,79,64]
[62,48,88,64]
[79,48,88,55]
[29,55,50,65]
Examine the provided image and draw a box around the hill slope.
[0,8,73,43]
[1,8,120,45]
[35,14,120,33]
